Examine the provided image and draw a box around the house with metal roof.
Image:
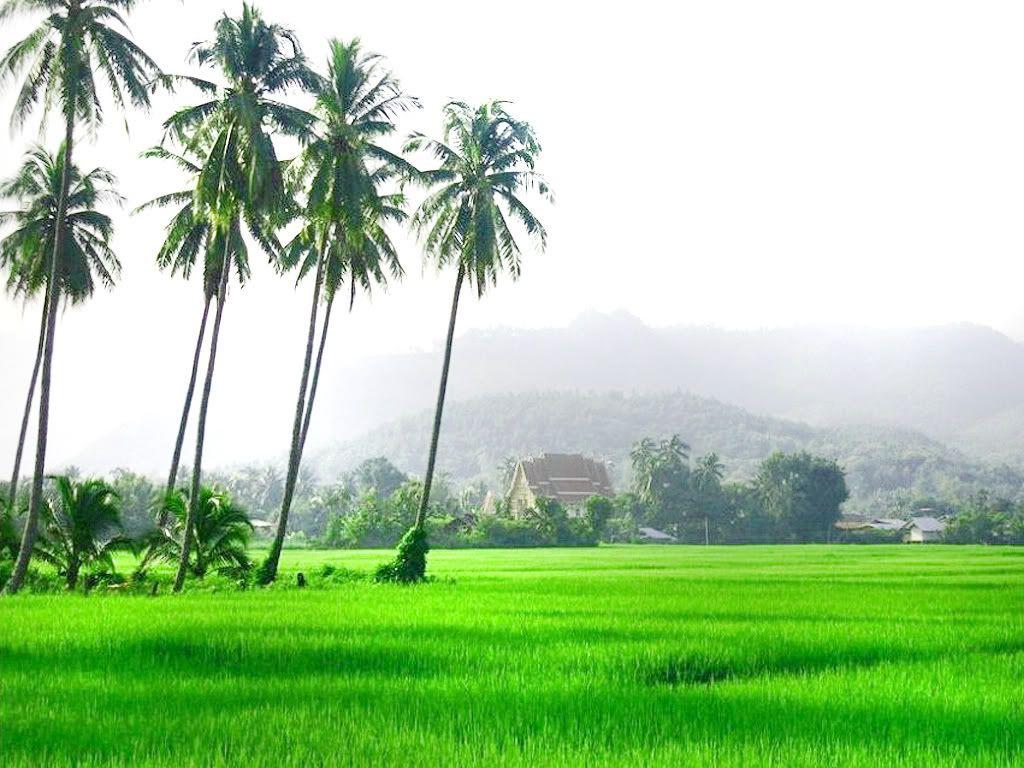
[507,453,614,518]
[906,516,946,543]
[637,527,677,543]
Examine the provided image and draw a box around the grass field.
[2,545,1023,767]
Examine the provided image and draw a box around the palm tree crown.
[163,2,317,226]
[154,486,252,579]
[285,38,416,303]
[136,145,253,298]
[0,144,121,302]
[0,0,160,130]
[406,100,551,294]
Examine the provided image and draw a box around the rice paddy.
[2,545,1022,767]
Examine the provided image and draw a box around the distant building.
[869,518,910,532]
[250,519,275,537]
[507,453,614,518]
[637,527,677,543]
[834,517,909,533]
[907,516,946,543]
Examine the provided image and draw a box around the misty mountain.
[314,312,1024,460]
[66,312,1024,475]
[311,390,1024,515]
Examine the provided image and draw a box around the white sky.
[2,0,1024,470]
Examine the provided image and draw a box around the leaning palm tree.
[162,4,315,592]
[0,0,159,595]
[150,486,252,580]
[1,145,121,510]
[135,145,252,508]
[378,101,551,582]
[33,476,125,590]
[259,38,415,584]
[131,146,253,577]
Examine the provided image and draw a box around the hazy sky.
[2,0,1024,470]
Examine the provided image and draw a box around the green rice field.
[2,545,1023,767]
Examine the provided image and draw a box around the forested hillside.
[301,313,1024,462]
[66,315,1024,473]
[312,390,1024,515]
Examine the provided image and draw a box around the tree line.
[5,441,1021,592]
[0,0,549,594]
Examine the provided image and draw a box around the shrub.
[374,525,430,583]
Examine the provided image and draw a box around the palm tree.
[630,438,658,500]
[1,145,121,510]
[380,101,551,582]
[33,476,125,590]
[162,4,315,592]
[259,38,414,584]
[151,486,252,580]
[135,145,251,508]
[131,145,253,577]
[0,0,159,595]
[693,453,725,545]
[630,435,691,534]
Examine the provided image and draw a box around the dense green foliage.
[1,546,1021,767]
[944,492,1024,545]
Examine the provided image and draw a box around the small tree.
[33,477,126,590]
[152,487,252,580]
[350,457,409,499]
[630,435,692,533]
[755,452,849,542]
[585,496,614,538]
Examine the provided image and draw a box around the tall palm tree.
[1,145,121,509]
[0,0,159,595]
[382,101,551,581]
[34,475,125,589]
[135,145,251,507]
[163,4,315,592]
[693,453,724,545]
[259,38,414,584]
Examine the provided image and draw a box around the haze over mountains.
[70,312,1024,498]
[311,310,1024,453]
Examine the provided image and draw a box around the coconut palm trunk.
[261,250,327,583]
[299,293,333,454]
[135,296,213,576]
[163,296,213,503]
[8,285,49,507]
[4,112,75,596]
[173,246,232,593]
[414,265,465,529]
